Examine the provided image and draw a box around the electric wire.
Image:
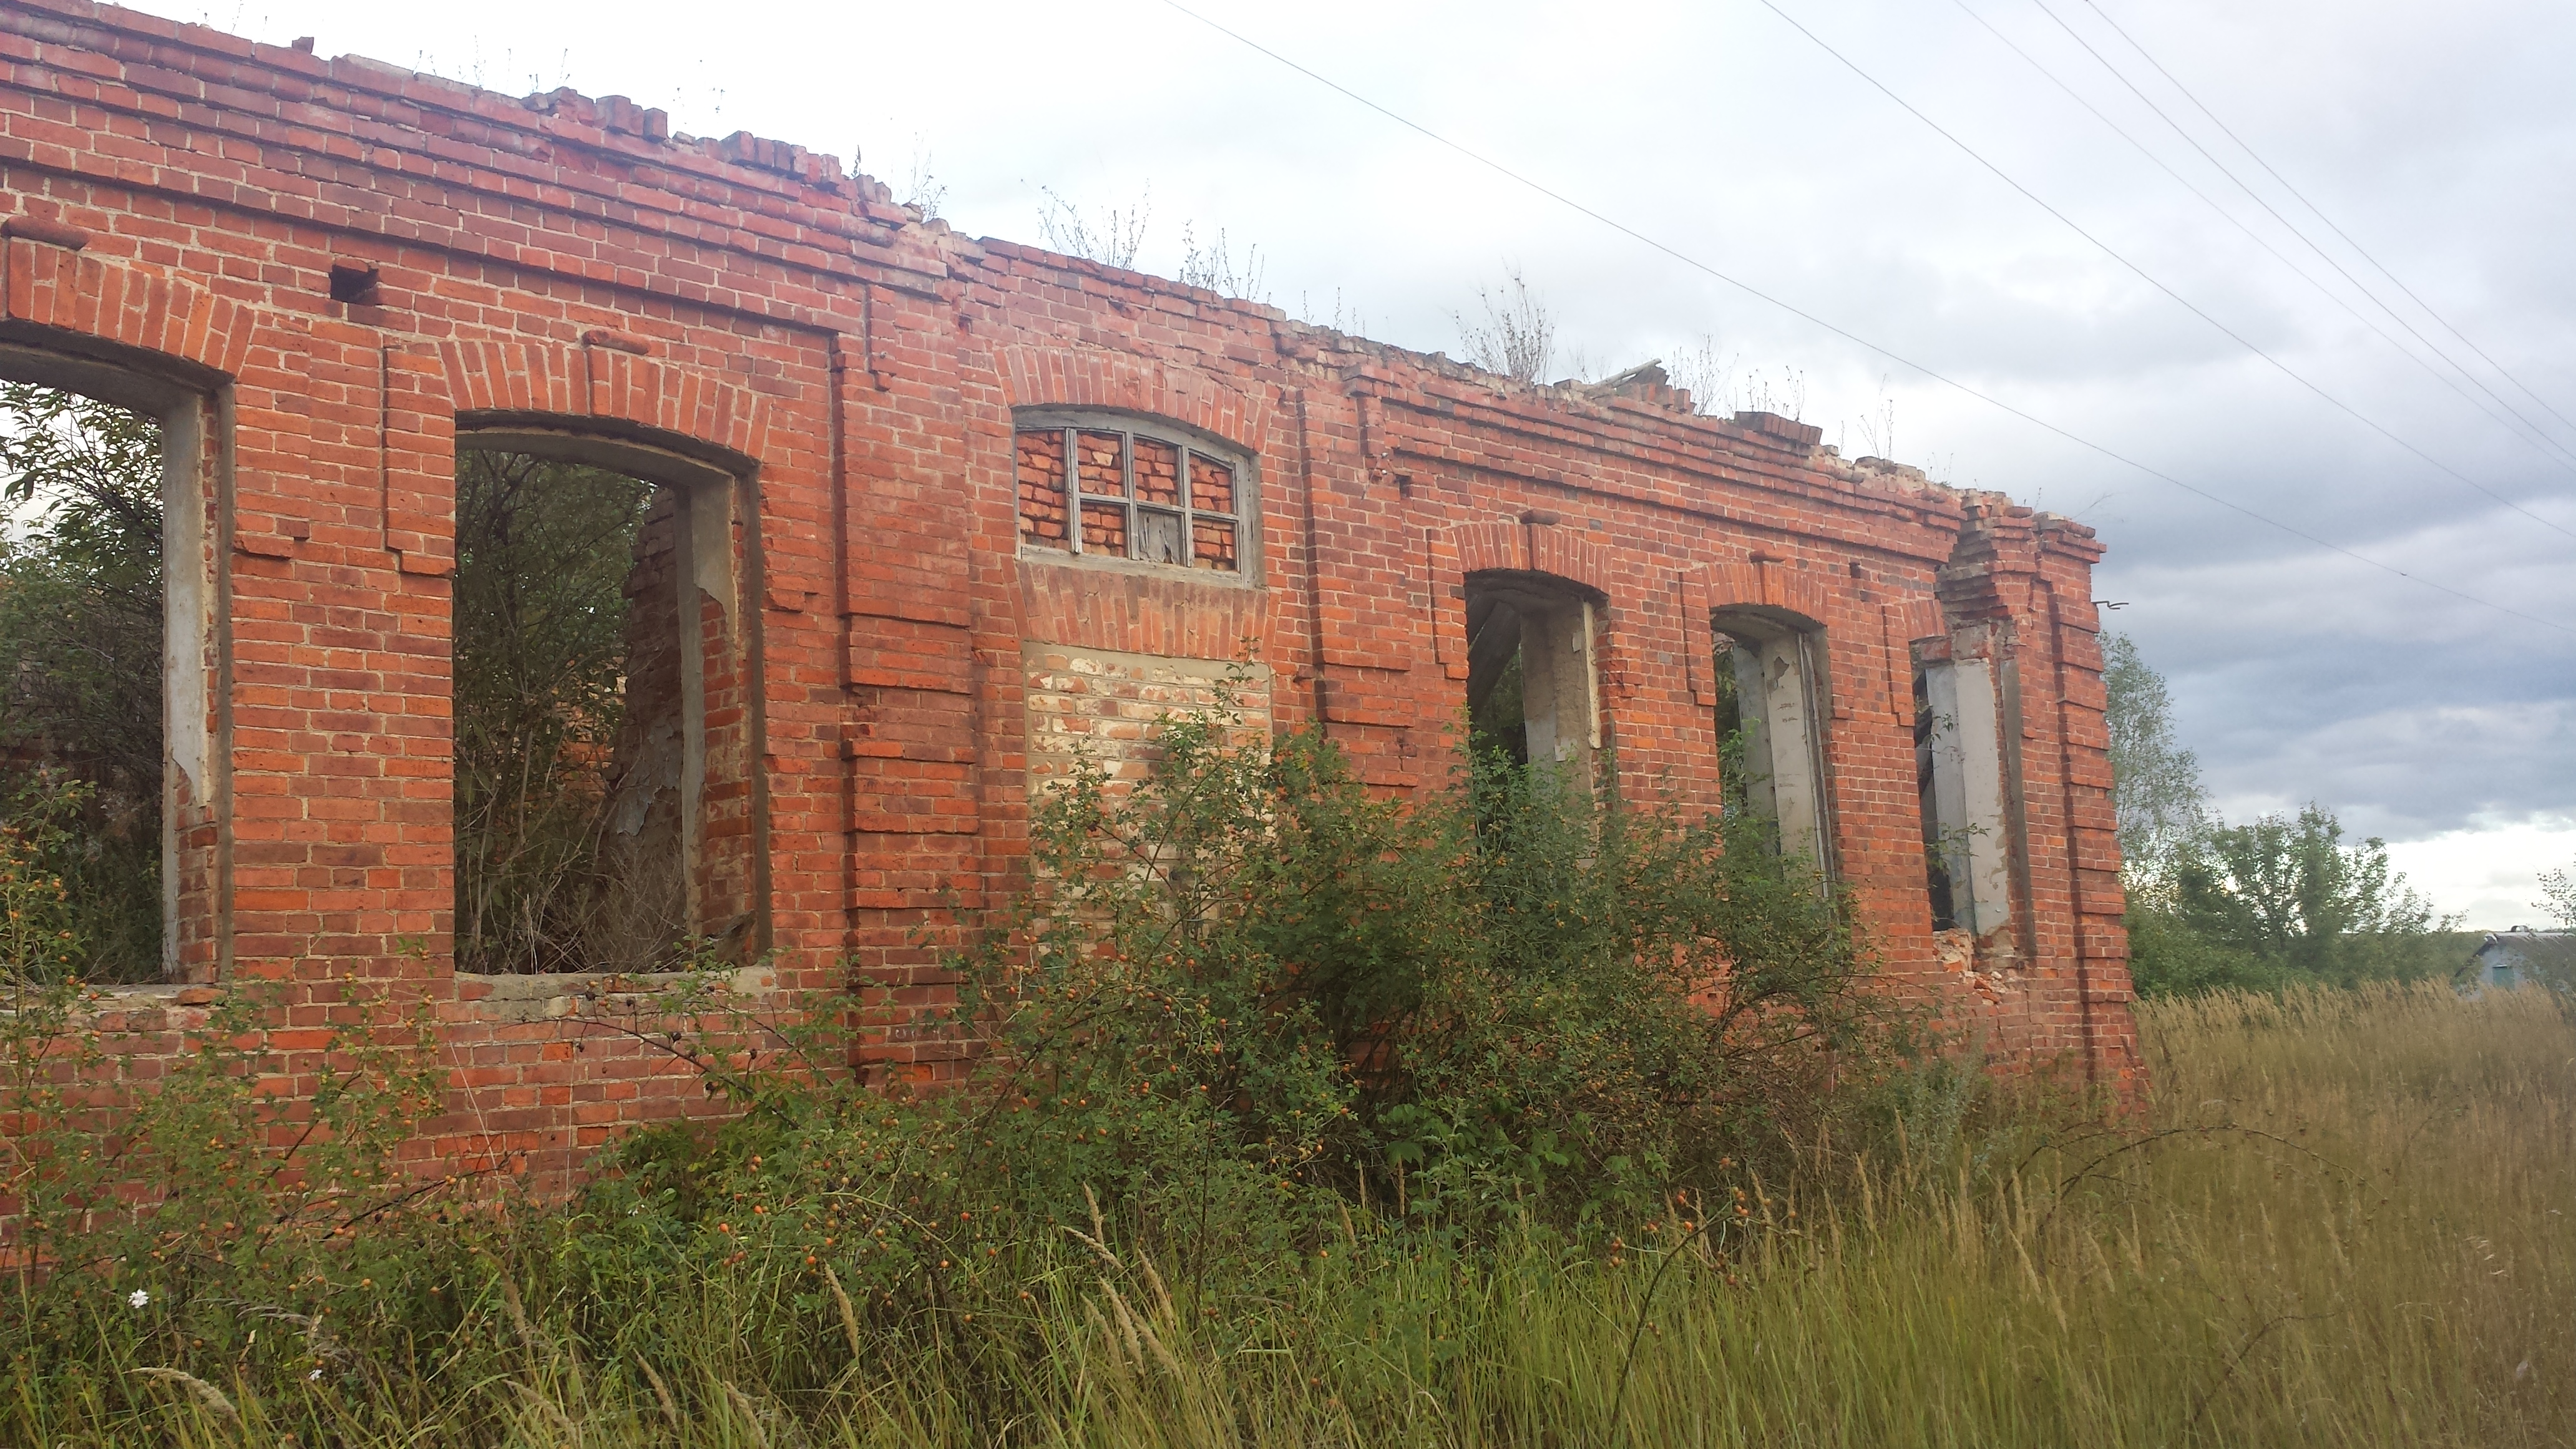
[2079,0,2576,442]
[1953,0,2576,481]
[1757,0,2576,544]
[1151,0,2570,636]
[2024,0,2576,481]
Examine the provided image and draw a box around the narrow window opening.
[1915,661,1959,930]
[453,448,710,974]
[0,382,167,982]
[1710,607,1832,874]
[1912,638,2014,942]
[1465,575,1599,779]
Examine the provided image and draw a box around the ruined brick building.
[0,0,2139,1193]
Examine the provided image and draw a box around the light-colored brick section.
[1023,645,1271,798]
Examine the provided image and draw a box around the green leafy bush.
[0,685,1893,1440]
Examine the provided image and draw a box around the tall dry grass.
[22,982,2570,1447]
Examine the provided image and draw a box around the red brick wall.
[0,0,2137,1209]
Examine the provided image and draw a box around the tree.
[2170,804,2453,987]
[0,383,165,980]
[2100,631,2206,881]
[450,451,677,974]
[2540,863,2575,930]
[2098,633,2453,995]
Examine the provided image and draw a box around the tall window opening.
[1465,573,1600,778]
[452,436,737,974]
[1711,607,1832,872]
[1014,412,1249,575]
[1913,638,2013,939]
[0,381,167,982]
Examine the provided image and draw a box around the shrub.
[605,689,1881,1272]
[0,689,1891,1440]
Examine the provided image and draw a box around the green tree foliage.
[2100,630,2205,880]
[2162,804,2454,991]
[2103,632,2454,995]
[0,383,163,981]
[451,450,666,974]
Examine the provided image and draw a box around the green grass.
[13,981,2570,1446]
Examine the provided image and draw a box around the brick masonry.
[0,0,2140,1205]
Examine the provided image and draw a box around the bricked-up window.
[1015,414,1247,573]
[1712,607,1833,877]
[453,434,744,974]
[1465,573,1601,781]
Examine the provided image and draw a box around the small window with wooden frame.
[1013,411,1251,578]
[1711,606,1833,876]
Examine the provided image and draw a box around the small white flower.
[127,1289,150,1309]
[308,1368,323,1382]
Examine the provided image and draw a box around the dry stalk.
[823,1261,864,1360]
[721,1380,774,1449]
[129,1366,238,1422]
[637,1357,681,1435]
[507,1379,580,1443]
[1082,1300,1133,1375]
[498,1274,538,1353]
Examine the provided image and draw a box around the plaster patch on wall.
[1023,644,1271,798]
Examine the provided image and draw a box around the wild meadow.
[4,707,2569,1447]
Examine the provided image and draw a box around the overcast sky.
[144,0,2576,925]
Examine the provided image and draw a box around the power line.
[1149,0,2570,637]
[1755,0,2576,545]
[2022,0,2576,483]
[2079,0,2576,444]
[1953,0,2576,481]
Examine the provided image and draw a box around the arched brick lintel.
[1886,595,1947,645]
[1429,517,1616,680]
[993,344,1271,457]
[398,337,774,577]
[1677,559,1850,709]
[434,338,772,464]
[1694,559,1833,625]
[0,239,256,382]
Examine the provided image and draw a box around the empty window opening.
[1711,608,1832,872]
[1913,642,2013,940]
[1015,414,1246,574]
[452,442,734,974]
[1465,574,1600,778]
[0,381,167,982]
